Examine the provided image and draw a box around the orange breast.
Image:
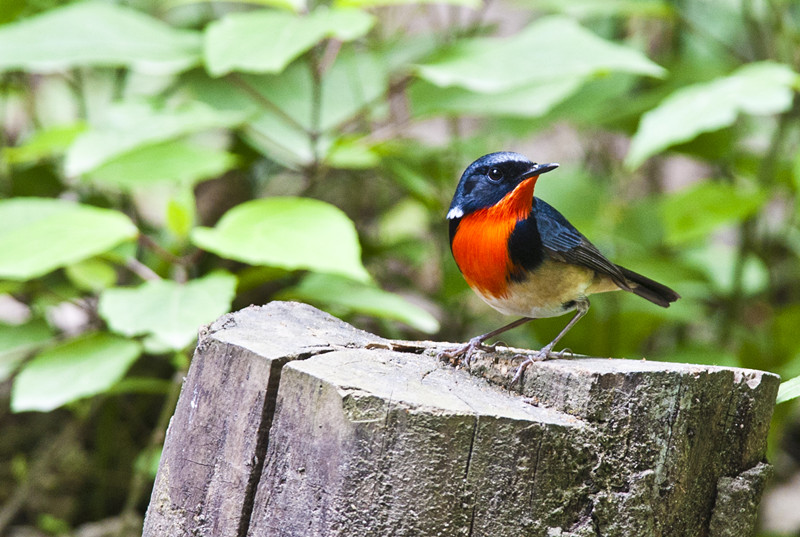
[451,176,538,299]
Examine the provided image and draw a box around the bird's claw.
[552,347,573,359]
[509,347,572,385]
[438,336,494,367]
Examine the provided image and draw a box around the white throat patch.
[447,206,464,220]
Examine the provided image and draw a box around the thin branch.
[138,234,184,266]
[317,39,342,78]
[125,257,161,281]
[305,44,327,186]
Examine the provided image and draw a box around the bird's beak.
[520,162,559,181]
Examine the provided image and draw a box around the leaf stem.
[228,73,311,136]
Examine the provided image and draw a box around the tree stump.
[143,302,779,537]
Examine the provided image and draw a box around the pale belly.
[474,260,621,318]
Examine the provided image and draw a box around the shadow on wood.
[143,302,778,537]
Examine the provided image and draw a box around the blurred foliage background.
[2,0,800,534]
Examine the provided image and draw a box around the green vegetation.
[1,0,800,534]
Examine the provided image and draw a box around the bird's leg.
[439,317,533,366]
[511,299,589,385]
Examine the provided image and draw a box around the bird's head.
[447,152,559,220]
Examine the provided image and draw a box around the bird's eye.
[488,167,503,182]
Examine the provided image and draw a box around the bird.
[441,151,680,383]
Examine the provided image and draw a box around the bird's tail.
[617,266,681,308]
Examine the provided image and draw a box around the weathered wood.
[144,302,779,537]
[142,302,386,537]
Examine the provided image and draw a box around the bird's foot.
[551,347,573,360]
[509,346,573,385]
[438,336,497,367]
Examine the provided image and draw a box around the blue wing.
[533,198,629,289]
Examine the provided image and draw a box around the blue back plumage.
[533,198,584,253]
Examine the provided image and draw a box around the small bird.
[442,152,680,382]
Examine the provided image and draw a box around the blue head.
[447,152,559,220]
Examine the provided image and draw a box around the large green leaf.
[415,16,664,93]
[88,140,238,190]
[279,273,440,333]
[191,197,370,281]
[0,198,138,281]
[204,7,375,76]
[239,50,389,165]
[409,78,583,118]
[11,332,142,412]
[0,2,201,74]
[0,319,53,383]
[98,271,237,350]
[626,62,799,168]
[659,181,767,245]
[65,100,248,177]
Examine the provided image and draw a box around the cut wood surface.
[143,302,779,537]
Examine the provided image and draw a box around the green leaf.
[0,0,25,25]
[626,62,799,168]
[377,199,430,244]
[684,246,768,296]
[777,375,800,404]
[415,16,664,93]
[0,319,53,383]
[65,100,248,177]
[242,48,388,132]
[240,49,389,165]
[11,332,142,412]
[2,123,87,164]
[409,77,583,118]
[98,271,237,350]
[279,273,440,333]
[88,140,238,190]
[659,181,767,245]
[0,2,202,74]
[383,159,439,207]
[166,188,197,240]
[191,197,370,282]
[65,259,118,292]
[0,198,138,281]
[241,112,315,168]
[326,137,381,169]
[204,7,375,76]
